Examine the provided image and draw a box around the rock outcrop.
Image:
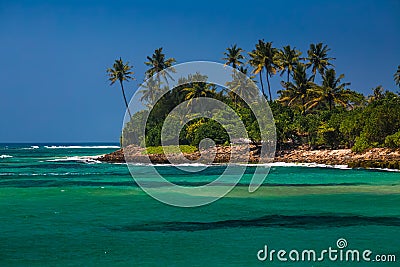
[98,145,400,169]
[97,144,263,164]
[275,147,400,169]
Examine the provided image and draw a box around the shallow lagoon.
[0,144,399,266]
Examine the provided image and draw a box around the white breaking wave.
[125,162,211,167]
[368,167,400,172]
[0,155,13,158]
[44,145,119,149]
[124,161,400,171]
[126,161,353,170]
[46,156,101,164]
[22,145,39,150]
[245,162,351,170]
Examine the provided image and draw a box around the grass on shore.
[142,145,198,155]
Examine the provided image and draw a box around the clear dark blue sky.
[1,0,399,142]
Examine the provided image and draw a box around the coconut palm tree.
[182,72,215,106]
[394,65,400,88]
[367,85,384,103]
[139,77,168,108]
[276,45,301,86]
[248,46,266,99]
[305,43,335,80]
[237,66,249,75]
[223,44,245,69]
[278,64,315,113]
[145,47,176,84]
[107,57,134,117]
[249,40,278,102]
[306,69,351,111]
[226,67,257,107]
[183,82,215,108]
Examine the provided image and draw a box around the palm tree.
[183,83,215,108]
[368,85,384,103]
[305,43,335,80]
[248,46,265,99]
[139,77,168,108]
[145,47,176,84]
[248,40,278,102]
[223,44,245,69]
[226,67,257,106]
[306,69,351,111]
[394,65,400,88]
[278,64,315,113]
[276,45,301,86]
[107,57,134,117]
[237,66,249,75]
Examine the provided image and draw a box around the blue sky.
[0,0,399,142]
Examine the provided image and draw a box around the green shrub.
[385,130,400,148]
[192,120,229,146]
[142,145,198,155]
[352,133,371,153]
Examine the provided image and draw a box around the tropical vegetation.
[108,42,400,153]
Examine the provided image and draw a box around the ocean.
[0,143,399,266]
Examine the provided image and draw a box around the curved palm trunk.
[120,80,132,118]
[265,69,272,102]
[259,72,266,99]
[312,69,317,82]
[286,70,290,90]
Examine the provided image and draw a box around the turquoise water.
[0,143,399,266]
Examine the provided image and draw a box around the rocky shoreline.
[97,145,400,169]
[274,147,400,169]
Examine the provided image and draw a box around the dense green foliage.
[113,43,400,153]
[142,145,197,155]
[273,91,400,152]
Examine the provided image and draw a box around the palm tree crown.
[276,45,301,84]
[248,45,266,98]
[223,44,245,69]
[107,57,134,117]
[305,43,335,79]
[248,40,278,102]
[278,63,315,113]
[226,67,257,106]
[368,85,384,103]
[183,83,215,108]
[306,69,351,111]
[145,47,176,83]
[139,77,168,108]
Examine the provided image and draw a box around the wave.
[264,162,351,170]
[127,162,351,170]
[0,155,13,158]
[21,145,39,150]
[367,167,400,173]
[44,145,119,149]
[46,156,101,164]
[0,172,105,176]
[124,161,400,172]
[126,162,210,167]
[0,179,136,188]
